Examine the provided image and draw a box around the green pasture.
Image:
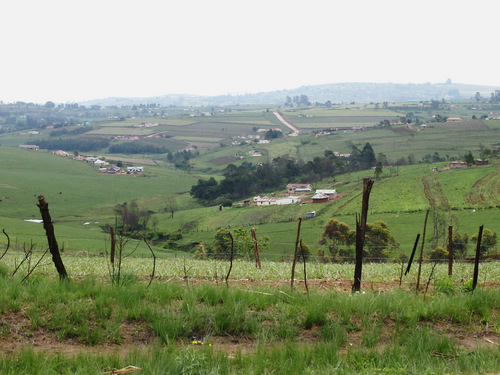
[162,118,198,126]
[0,146,201,251]
[86,126,161,136]
[95,118,166,127]
[281,107,405,129]
[484,119,500,129]
[172,136,223,143]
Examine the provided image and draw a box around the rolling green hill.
[2,144,499,261]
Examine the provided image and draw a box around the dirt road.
[273,111,299,134]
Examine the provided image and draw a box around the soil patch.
[210,156,241,165]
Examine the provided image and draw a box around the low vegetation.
[1,262,500,374]
[2,98,500,372]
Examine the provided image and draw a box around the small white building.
[315,189,336,197]
[253,196,276,206]
[127,166,144,173]
[276,196,300,205]
[93,159,108,166]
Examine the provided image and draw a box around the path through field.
[273,111,299,134]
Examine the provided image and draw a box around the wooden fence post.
[290,217,302,290]
[448,225,453,276]
[251,227,262,269]
[36,195,69,280]
[352,178,374,293]
[416,209,430,291]
[405,233,420,276]
[472,225,483,291]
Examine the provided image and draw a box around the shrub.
[429,246,448,261]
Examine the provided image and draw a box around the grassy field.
[2,102,500,260]
[2,145,500,260]
[1,262,500,374]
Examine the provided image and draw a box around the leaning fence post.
[405,233,420,276]
[290,217,302,290]
[472,225,483,291]
[416,209,430,291]
[37,195,69,280]
[352,178,374,293]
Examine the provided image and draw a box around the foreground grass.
[1,265,500,374]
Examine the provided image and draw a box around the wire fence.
[2,249,499,284]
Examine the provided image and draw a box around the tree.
[430,246,448,261]
[114,200,151,235]
[360,143,376,170]
[452,232,469,259]
[364,221,398,262]
[165,197,178,219]
[471,228,497,256]
[214,228,232,259]
[374,161,383,179]
[319,219,351,257]
[464,151,475,166]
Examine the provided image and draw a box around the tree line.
[190,143,378,205]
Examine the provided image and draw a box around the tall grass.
[1,274,500,373]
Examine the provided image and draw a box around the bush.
[434,277,456,294]
[430,246,448,261]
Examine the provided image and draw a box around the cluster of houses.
[100,166,144,174]
[448,160,489,169]
[73,154,145,174]
[248,183,337,207]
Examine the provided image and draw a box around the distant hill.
[81,82,500,107]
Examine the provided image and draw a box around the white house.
[276,196,300,205]
[315,189,336,197]
[127,166,144,173]
[253,196,276,206]
[93,159,108,166]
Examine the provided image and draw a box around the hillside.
[80,81,500,107]
[1,144,500,260]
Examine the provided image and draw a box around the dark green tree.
[374,161,383,179]
[464,151,475,166]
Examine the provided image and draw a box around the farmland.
[2,99,500,373]
[1,259,500,374]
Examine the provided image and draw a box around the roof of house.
[286,183,312,189]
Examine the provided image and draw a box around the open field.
[2,145,500,260]
[1,260,500,374]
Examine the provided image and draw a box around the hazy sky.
[1,0,498,103]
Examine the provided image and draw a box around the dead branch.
[225,231,235,287]
[22,249,50,283]
[12,242,35,277]
[140,235,156,288]
[0,229,10,260]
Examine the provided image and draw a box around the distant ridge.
[81,82,500,107]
